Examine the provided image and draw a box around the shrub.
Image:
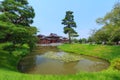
[113,58,120,70]
[106,41,114,45]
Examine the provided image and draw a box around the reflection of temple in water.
[37,33,69,44]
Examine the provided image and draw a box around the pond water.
[18,46,110,75]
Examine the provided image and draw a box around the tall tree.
[0,0,37,53]
[62,11,78,43]
[0,0,35,26]
[90,2,120,44]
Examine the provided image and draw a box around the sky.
[11,0,120,38]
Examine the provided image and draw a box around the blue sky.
[28,0,117,38]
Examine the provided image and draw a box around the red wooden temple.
[37,33,69,44]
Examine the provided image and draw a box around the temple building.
[37,33,69,44]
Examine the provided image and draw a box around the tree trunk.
[68,32,71,44]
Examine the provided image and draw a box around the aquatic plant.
[43,51,83,62]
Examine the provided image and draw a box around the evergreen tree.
[0,0,37,57]
[0,0,35,26]
[62,11,78,43]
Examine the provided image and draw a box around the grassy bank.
[0,68,120,80]
[0,44,120,80]
[58,44,120,69]
[58,44,120,61]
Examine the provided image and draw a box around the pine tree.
[62,11,78,43]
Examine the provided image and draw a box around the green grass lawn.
[0,44,120,80]
[58,44,120,61]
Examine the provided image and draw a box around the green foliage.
[0,43,19,70]
[0,0,35,26]
[0,0,37,69]
[0,43,11,54]
[112,58,120,70]
[0,21,37,49]
[0,0,37,49]
[72,39,79,43]
[106,41,114,45]
[90,2,120,43]
[62,11,78,43]
[11,44,30,57]
[79,38,87,43]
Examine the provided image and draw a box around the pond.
[18,46,110,75]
